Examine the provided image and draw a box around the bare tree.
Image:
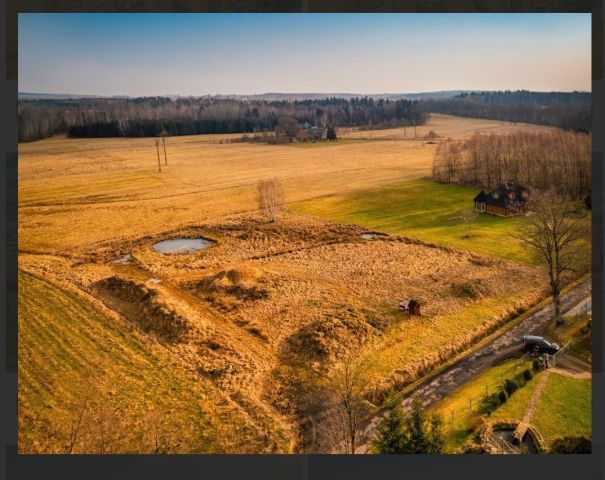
[144,407,169,454]
[66,394,89,454]
[514,190,590,327]
[329,353,369,454]
[257,178,284,223]
[155,139,162,172]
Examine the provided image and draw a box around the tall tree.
[330,353,368,454]
[514,190,590,327]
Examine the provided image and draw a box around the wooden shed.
[399,299,421,316]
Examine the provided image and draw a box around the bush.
[533,357,545,371]
[503,379,519,396]
[550,436,591,454]
[523,369,533,381]
[498,390,508,404]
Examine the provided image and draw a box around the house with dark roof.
[307,126,327,140]
[473,183,530,216]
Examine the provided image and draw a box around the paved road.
[565,296,592,317]
[357,279,592,452]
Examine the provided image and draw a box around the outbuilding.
[399,299,421,316]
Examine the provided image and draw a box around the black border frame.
[2,2,603,479]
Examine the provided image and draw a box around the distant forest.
[421,90,591,133]
[18,96,426,142]
[18,90,591,142]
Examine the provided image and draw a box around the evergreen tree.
[373,405,406,453]
[327,125,337,141]
[399,398,444,454]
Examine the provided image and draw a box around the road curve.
[357,278,592,452]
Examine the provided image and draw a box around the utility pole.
[162,137,168,165]
[155,139,161,172]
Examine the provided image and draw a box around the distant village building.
[307,126,328,140]
[473,182,530,216]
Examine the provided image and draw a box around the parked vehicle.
[522,335,560,355]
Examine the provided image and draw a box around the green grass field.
[430,358,534,452]
[431,360,591,452]
[18,271,240,453]
[530,374,591,444]
[491,371,591,446]
[293,178,589,264]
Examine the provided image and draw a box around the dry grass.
[18,114,557,253]
[18,114,556,453]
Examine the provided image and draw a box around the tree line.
[18,96,427,141]
[432,130,591,199]
[421,90,591,133]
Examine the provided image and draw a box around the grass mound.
[94,276,190,342]
[450,279,493,300]
[288,307,387,360]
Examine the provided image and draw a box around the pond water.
[361,232,388,240]
[152,238,215,254]
[491,428,539,454]
[112,254,132,264]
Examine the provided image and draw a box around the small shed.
[399,299,421,316]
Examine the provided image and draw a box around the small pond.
[152,237,215,254]
[491,428,539,454]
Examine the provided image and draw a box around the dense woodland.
[18,96,427,141]
[432,130,591,199]
[421,90,591,133]
[18,90,591,142]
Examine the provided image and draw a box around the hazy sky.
[19,13,591,95]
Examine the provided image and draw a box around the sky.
[18,13,591,96]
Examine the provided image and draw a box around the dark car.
[522,335,560,355]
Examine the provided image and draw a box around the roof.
[474,183,530,210]
[473,191,488,202]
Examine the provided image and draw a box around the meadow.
[18,113,570,453]
[292,179,535,263]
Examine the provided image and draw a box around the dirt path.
[357,278,591,452]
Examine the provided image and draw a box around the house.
[473,182,530,216]
[399,299,421,316]
[307,125,327,140]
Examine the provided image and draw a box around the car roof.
[523,335,543,341]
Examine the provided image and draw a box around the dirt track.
[357,278,592,452]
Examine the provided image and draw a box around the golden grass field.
[18,114,561,453]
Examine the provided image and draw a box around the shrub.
[503,379,519,396]
[523,369,533,381]
[498,390,508,404]
[533,357,545,371]
[550,436,591,454]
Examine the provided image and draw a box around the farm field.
[19,113,568,453]
[293,178,592,265]
[18,113,557,253]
